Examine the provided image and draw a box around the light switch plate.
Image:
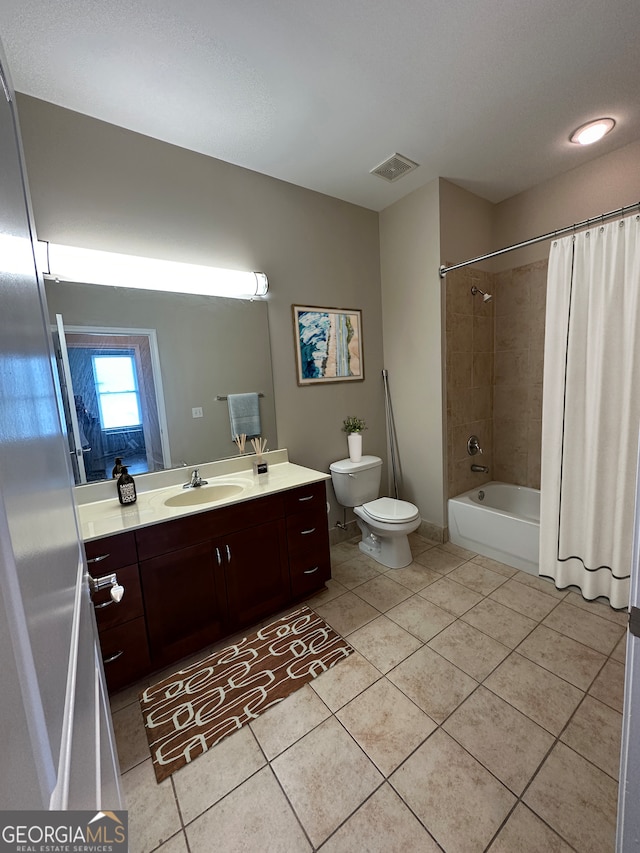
[192,407,203,418]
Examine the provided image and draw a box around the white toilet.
[330,455,421,569]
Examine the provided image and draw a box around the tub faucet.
[471,464,489,473]
[183,468,208,489]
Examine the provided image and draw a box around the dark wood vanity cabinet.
[85,532,151,692]
[85,479,331,690]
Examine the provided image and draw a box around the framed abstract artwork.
[292,305,364,385]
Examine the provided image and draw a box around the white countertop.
[77,450,330,542]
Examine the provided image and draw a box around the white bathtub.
[447,481,540,575]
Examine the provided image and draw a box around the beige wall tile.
[472,351,494,387]
[494,349,529,385]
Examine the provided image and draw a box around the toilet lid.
[362,497,419,524]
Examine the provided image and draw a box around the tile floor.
[112,534,628,853]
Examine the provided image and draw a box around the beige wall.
[16,94,384,528]
[379,179,446,531]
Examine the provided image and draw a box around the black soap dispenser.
[111,457,124,478]
[117,466,137,505]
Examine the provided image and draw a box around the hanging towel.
[227,392,261,440]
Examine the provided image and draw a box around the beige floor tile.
[484,652,583,735]
[110,679,149,714]
[517,625,606,690]
[112,699,150,773]
[418,576,484,616]
[470,554,519,578]
[461,597,537,648]
[172,724,266,823]
[440,540,477,560]
[408,532,438,555]
[314,591,379,636]
[310,650,381,711]
[120,759,181,853]
[443,686,554,794]
[490,578,559,620]
[336,678,436,776]
[330,558,381,589]
[387,645,477,724]
[589,658,625,712]
[542,600,625,655]
[428,620,510,681]
[250,684,331,760]
[448,561,508,595]
[390,729,515,853]
[565,591,629,626]
[487,803,573,852]
[330,541,361,566]
[305,578,348,607]
[186,766,312,853]
[271,716,383,848]
[561,695,623,779]
[386,594,456,643]
[383,562,441,592]
[612,633,627,663]
[155,833,189,853]
[347,615,422,673]
[319,783,441,853]
[414,545,466,573]
[511,570,568,599]
[353,574,413,612]
[524,742,618,853]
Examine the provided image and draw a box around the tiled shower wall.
[445,260,548,498]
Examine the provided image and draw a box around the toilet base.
[356,522,413,570]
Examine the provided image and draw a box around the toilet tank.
[329,455,382,507]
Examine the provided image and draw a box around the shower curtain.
[540,213,640,609]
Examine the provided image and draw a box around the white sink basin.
[163,483,245,508]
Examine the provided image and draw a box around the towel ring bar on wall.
[216,393,265,400]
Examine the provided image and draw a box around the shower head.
[471,285,492,303]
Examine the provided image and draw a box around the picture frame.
[292,304,364,385]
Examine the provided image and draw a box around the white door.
[0,47,121,809]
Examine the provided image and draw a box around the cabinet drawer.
[289,555,331,599]
[86,532,137,574]
[99,616,151,692]
[286,507,330,560]
[136,493,285,560]
[284,481,327,516]
[93,562,144,632]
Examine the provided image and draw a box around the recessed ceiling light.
[570,117,615,145]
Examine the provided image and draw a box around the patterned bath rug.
[139,605,353,782]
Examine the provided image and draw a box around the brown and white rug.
[139,605,353,782]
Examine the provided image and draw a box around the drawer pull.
[87,553,110,564]
[301,528,316,535]
[216,546,222,566]
[103,651,124,665]
[298,495,314,502]
[226,544,232,563]
[95,599,115,610]
[303,566,320,575]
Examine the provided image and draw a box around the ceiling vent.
[370,153,419,182]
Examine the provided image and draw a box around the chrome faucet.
[183,468,208,489]
[471,464,489,473]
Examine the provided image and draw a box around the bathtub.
[447,482,540,575]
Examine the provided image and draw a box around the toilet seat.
[361,497,419,524]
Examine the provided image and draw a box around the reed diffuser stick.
[234,433,247,454]
[250,437,267,459]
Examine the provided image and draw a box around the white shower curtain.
[540,213,640,609]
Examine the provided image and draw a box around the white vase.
[347,432,362,462]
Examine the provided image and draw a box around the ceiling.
[1,0,639,212]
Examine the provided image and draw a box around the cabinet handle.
[226,544,231,563]
[95,599,115,610]
[300,527,316,535]
[216,546,222,566]
[87,553,110,564]
[298,495,314,502]
[103,651,124,665]
[303,566,320,575]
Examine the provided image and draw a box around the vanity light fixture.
[37,242,269,299]
[569,117,615,146]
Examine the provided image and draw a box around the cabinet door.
[140,540,227,668]
[224,519,289,631]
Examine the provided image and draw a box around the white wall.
[379,179,446,530]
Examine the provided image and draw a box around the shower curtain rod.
[438,200,640,278]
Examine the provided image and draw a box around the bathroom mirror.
[44,279,277,486]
